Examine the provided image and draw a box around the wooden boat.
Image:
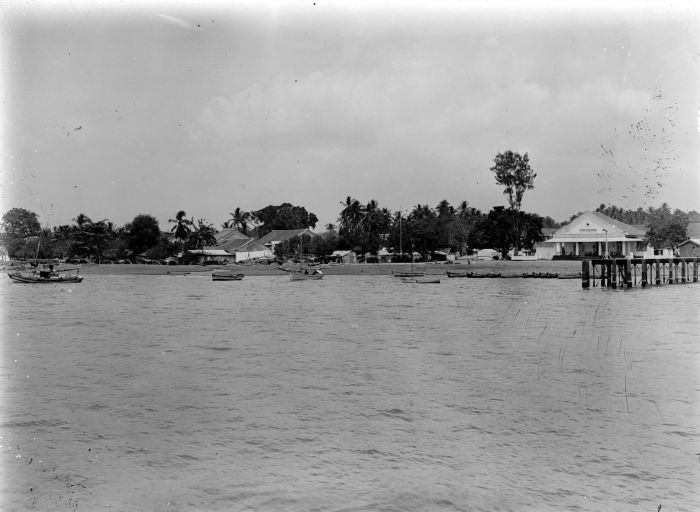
[212,270,244,281]
[466,272,501,278]
[393,271,425,278]
[393,245,424,277]
[446,271,468,278]
[401,276,440,284]
[522,272,559,279]
[8,267,83,284]
[290,237,323,281]
[290,270,324,281]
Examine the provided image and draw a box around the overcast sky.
[2,1,698,231]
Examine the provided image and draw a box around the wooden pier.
[581,257,700,289]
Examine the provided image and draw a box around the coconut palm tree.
[338,196,365,248]
[169,210,192,243]
[188,219,218,262]
[229,207,251,235]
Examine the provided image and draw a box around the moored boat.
[466,272,502,278]
[290,270,324,281]
[212,270,244,281]
[289,237,324,281]
[393,271,425,278]
[8,267,83,284]
[401,276,441,284]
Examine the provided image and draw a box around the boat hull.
[401,277,441,284]
[8,272,83,284]
[289,272,324,281]
[212,272,244,281]
[393,272,425,278]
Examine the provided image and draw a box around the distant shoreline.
[44,260,583,277]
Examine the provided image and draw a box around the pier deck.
[581,257,699,289]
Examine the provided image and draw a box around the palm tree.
[338,196,365,248]
[229,207,251,235]
[169,210,192,243]
[189,219,218,262]
[71,213,93,259]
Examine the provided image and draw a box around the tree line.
[2,151,696,262]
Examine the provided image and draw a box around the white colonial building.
[548,211,650,258]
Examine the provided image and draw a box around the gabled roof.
[551,211,646,242]
[187,249,233,256]
[678,239,700,247]
[215,227,249,244]
[331,250,354,257]
[218,237,269,253]
[256,228,318,245]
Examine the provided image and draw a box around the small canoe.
[522,272,559,279]
[212,271,244,281]
[466,272,501,278]
[393,272,425,278]
[401,277,441,284]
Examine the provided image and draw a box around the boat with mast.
[8,266,83,284]
[7,221,84,284]
[289,235,323,281]
[393,243,425,278]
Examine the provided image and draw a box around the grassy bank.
[66,259,583,277]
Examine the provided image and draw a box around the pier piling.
[583,257,699,289]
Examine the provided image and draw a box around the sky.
[1,0,698,232]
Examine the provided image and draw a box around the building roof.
[331,250,354,257]
[549,211,646,243]
[215,227,249,244]
[187,249,233,256]
[219,238,269,253]
[678,239,700,247]
[256,229,318,245]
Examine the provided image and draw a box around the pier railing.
[581,257,699,289]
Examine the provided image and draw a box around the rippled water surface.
[1,273,699,511]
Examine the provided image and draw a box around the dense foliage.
[2,198,695,262]
[490,150,537,250]
[252,203,318,237]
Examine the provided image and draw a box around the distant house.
[186,248,234,264]
[476,248,499,260]
[531,228,558,260]
[548,211,648,258]
[677,221,700,257]
[256,229,319,253]
[677,239,700,257]
[214,227,250,246]
[330,250,357,264]
[213,227,272,263]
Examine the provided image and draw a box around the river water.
[1,273,698,511]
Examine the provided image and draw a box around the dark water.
[1,273,698,511]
